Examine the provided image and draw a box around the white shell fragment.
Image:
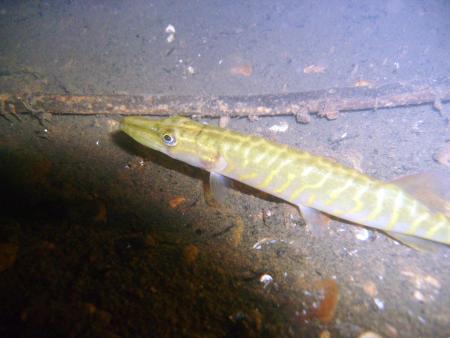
[259,274,273,288]
[252,237,277,250]
[355,228,370,241]
[165,24,176,43]
[268,121,289,133]
[165,24,176,34]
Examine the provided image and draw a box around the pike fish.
[120,116,450,249]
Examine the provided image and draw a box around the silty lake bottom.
[0,1,449,337]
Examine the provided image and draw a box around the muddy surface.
[0,1,450,337]
[1,1,450,95]
[1,110,449,338]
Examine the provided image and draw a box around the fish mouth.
[120,117,165,152]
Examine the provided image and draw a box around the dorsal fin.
[392,169,450,217]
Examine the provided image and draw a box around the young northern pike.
[120,116,450,248]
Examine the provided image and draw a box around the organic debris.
[296,278,341,324]
[303,65,326,74]
[183,244,199,265]
[169,196,186,209]
[322,110,339,120]
[268,121,289,133]
[354,80,374,88]
[230,64,253,77]
[312,278,340,323]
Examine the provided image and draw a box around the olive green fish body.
[121,116,450,246]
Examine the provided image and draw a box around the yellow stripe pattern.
[120,116,450,246]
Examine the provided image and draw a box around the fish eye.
[162,133,176,146]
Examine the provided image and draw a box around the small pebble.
[358,331,383,338]
[424,275,440,289]
[362,281,378,297]
[183,244,199,265]
[385,323,398,337]
[413,290,425,302]
[186,66,195,75]
[433,142,450,167]
[373,298,384,310]
[320,330,331,338]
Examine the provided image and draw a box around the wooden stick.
[2,77,449,123]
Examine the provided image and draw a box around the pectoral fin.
[298,204,331,227]
[204,172,232,206]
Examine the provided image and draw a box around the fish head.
[120,116,220,169]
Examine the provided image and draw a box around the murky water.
[0,1,449,337]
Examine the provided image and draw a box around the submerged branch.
[1,77,449,123]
